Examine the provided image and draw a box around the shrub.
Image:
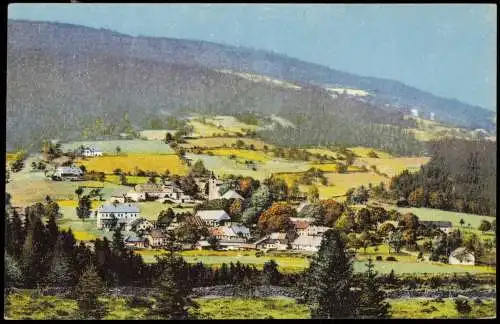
[127,296,153,308]
[255,251,264,257]
[375,256,383,261]
[455,298,472,316]
[386,256,397,261]
[429,276,442,289]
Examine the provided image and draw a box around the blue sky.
[8,3,497,110]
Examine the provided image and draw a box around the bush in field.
[386,256,397,261]
[375,256,383,261]
[428,276,442,289]
[454,298,472,317]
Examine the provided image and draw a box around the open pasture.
[205,115,261,132]
[180,137,273,150]
[61,140,174,154]
[355,156,430,177]
[139,129,177,141]
[76,154,189,175]
[205,149,271,162]
[386,205,496,228]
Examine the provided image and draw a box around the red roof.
[293,220,310,230]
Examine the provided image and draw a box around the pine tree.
[262,259,281,286]
[111,225,126,255]
[148,255,198,320]
[76,195,92,222]
[45,236,75,287]
[5,252,23,288]
[358,258,390,318]
[302,229,358,319]
[21,217,48,288]
[75,264,107,320]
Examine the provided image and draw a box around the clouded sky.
[9,3,497,110]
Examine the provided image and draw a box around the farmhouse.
[255,232,288,251]
[146,229,168,248]
[126,218,154,233]
[53,166,83,181]
[135,184,165,199]
[195,210,231,227]
[292,219,310,236]
[420,221,453,233]
[96,203,140,230]
[221,190,244,200]
[209,224,250,242]
[126,191,146,202]
[124,234,148,249]
[82,146,103,157]
[108,189,128,204]
[449,247,475,266]
[292,234,323,252]
[218,241,256,251]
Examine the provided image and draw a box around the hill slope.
[8,19,495,131]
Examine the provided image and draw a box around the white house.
[126,218,154,233]
[449,247,475,266]
[53,166,83,180]
[255,232,288,251]
[96,203,140,230]
[306,226,330,237]
[146,229,168,248]
[292,234,323,252]
[195,210,231,227]
[83,146,103,157]
[209,224,251,242]
[126,191,146,202]
[221,190,244,200]
[420,221,453,234]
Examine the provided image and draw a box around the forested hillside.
[389,139,496,216]
[8,19,495,132]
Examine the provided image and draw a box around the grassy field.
[139,129,177,141]
[186,153,312,180]
[348,146,394,158]
[6,171,125,207]
[383,205,496,228]
[5,293,495,320]
[390,298,496,319]
[205,149,271,162]
[75,154,188,175]
[277,170,389,199]
[105,174,150,185]
[188,120,229,137]
[354,157,429,177]
[61,140,174,154]
[134,249,495,274]
[180,137,273,150]
[205,115,261,132]
[195,297,310,319]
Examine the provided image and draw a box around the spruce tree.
[111,225,126,255]
[148,255,198,320]
[75,264,107,320]
[45,236,75,287]
[302,229,358,319]
[358,258,390,318]
[5,252,23,288]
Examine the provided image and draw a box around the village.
[45,144,477,266]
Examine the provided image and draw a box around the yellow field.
[71,231,97,241]
[309,164,364,172]
[180,137,273,150]
[355,157,429,177]
[105,175,150,185]
[56,200,102,209]
[6,153,17,163]
[277,171,389,199]
[206,149,271,162]
[75,154,189,175]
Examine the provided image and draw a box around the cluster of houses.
[93,173,332,253]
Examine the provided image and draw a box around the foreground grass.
[195,297,310,319]
[5,293,495,320]
[390,298,496,319]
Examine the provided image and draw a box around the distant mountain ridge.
[8,19,495,132]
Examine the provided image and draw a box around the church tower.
[208,172,221,200]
